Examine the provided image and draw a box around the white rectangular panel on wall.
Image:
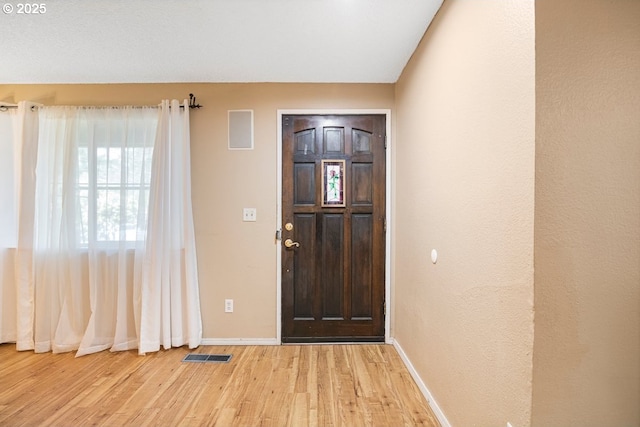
[228,110,254,150]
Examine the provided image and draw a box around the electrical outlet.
[243,208,257,222]
[224,299,233,313]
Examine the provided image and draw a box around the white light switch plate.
[243,208,256,222]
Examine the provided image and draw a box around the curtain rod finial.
[188,93,202,109]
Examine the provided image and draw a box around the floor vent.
[182,354,232,363]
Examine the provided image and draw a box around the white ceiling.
[0,0,442,84]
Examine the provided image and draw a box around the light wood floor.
[0,343,440,427]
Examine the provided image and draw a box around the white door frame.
[276,109,392,344]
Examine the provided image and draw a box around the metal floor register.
[182,354,233,363]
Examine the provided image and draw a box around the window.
[80,116,156,246]
[36,108,158,248]
[78,145,154,245]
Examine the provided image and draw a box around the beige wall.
[0,83,395,340]
[393,1,535,426]
[532,1,640,425]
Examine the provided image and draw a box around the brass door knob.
[284,239,300,248]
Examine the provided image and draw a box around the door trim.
[276,109,392,344]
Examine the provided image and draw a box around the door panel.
[322,213,344,319]
[351,213,373,320]
[293,213,315,319]
[282,114,386,342]
[294,164,316,205]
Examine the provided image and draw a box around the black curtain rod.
[0,93,203,111]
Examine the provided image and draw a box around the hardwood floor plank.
[288,392,309,427]
[316,346,336,427]
[0,343,440,427]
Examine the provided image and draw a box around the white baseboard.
[200,338,280,346]
[391,338,451,427]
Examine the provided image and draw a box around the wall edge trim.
[391,338,451,427]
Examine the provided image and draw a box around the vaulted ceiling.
[1,0,443,84]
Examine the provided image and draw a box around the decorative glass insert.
[322,159,345,207]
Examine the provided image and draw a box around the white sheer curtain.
[0,102,39,348]
[34,106,158,355]
[0,103,19,344]
[139,99,202,354]
[1,99,201,356]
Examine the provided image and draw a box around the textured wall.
[532,1,640,425]
[0,83,395,340]
[393,1,535,425]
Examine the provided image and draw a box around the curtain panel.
[139,100,202,354]
[0,101,39,349]
[0,100,202,356]
[0,103,20,344]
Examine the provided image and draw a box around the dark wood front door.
[282,114,386,342]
